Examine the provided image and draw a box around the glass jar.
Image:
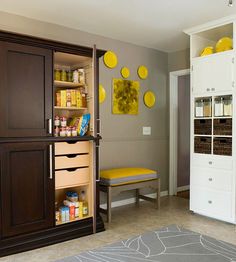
[224,96,232,116]
[214,97,223,117]
[195,99,204,117]
[61,70,67,82]
[67,71,73,82]
[54,69,61,81]
[203,98,212,117]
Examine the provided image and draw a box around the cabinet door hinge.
[232,81,235,88]
[232,57,235,64]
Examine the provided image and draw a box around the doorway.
[169,69,190,197]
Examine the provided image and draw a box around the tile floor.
[1,196,236,262]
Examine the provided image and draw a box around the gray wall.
[168,49,190,72]
[0,12,169,202]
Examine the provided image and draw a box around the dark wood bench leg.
[156,178,161,209]
[107,186,112,223]
[135,188,139,207]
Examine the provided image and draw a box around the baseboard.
[177,185,190,192]
[100,190,168,209]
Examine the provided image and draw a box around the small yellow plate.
[138,65,148,79]
[121,67,130,78]
[215,37,233,53]
[103,51,118,68]
[144,91,156,108]
[200,46,214,57]
[99,84,106,104]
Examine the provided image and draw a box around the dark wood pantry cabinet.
[0,31,105,257]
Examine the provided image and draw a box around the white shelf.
[213,116,232,119]
[54,106,87,110]
[54,80,84,88]
[213,135,232,138]
[192,49,234,61]
[194,117,212,119]
[194,135,212,137]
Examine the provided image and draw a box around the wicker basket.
[213,118,232,136]
[194,136,211,154]
[194,119,212,135]
[213,137,232,156]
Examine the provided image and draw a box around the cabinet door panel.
[192,53,234,94]
[0,41,52,137]
[1,142,54,237]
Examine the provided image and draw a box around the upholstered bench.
[99,167,160,223]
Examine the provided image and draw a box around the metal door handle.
[209,178,213,181]
[48,119,52,135]
[208,161,212,165]
[49,144,53,179]
[211,88,215,91]
[208,200,212,204]
[97,119,101,135]
[206,88,210,92]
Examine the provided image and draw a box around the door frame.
[169,69,190,196]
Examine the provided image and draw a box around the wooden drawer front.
[191,167,232,192]
[190,186,232,221]
[55,155,89,169]
[55,141,89,155]
[192,155,233,170]
[55,168,89,189]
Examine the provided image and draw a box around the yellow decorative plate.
[144,91,156,108]
[99,84,106,104]
[138,65,148,79]
[215,37,233,53]
[103,51,118,68]
[121,67,130,78]
[200,46,214,57]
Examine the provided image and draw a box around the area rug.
[56,225,236,261]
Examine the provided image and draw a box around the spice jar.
[71,126,77,136]
[54,127,59,137]
[195,99,204,117]
[61,70,67,82]
[203,98,212,117]
[60,127,66,137]
[54,116,60,127]
[60,117,67,127]
[73,70,79,83]
[66,126,72,137]
[67,71,73,82]
[54,69,61,81]
[214,97,223,117]
[224,96,232,116]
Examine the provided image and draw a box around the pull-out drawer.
[55,154,90,169]
[192,154,233,170]
[190,186,233,221]
[55,168,89,189]
[191,167,232,192]
[55,141,90,155]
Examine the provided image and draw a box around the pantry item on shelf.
[54,69,61,81]
[66,191,79,202]
[71,90,77,107]
[203,98,212,117]
[64,200,75,220]
[65,206,70,222]
[195,99,204,117]
[200,46,214,57]
[66,126,72,137]
[55,211,60,222]
[214,97,224,117]
[54,116,60,126]
[80,190,88,217]
[59,127,66,137]
[60,117,67,127]
[66,90,71,107]
[56,92,61,107]
[215,37,233,53]
[78,68,85,84]
[73,70,79,83]
[60,206,66,223]
[60,90,67,107]
[61,70,67,82]
[67,71,73,82]
[76,90,82,108]
[71,126,77,136]
[54,127,59,137]
[224,96,233,116]
[81,93,87,108]
[70,114,90,136]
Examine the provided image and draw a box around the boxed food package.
[70,114,90,136]
[60,90,67,107]
[71,90,77,107]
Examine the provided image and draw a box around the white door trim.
[169,69,190,196]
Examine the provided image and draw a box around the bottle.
[80,190,88,217]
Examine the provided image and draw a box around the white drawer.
[55,141,90,155]
[55,168,89,189]
[190,186,233,221]
[191,167,232,192]
[55,154,90,169]
[192,154,233,170]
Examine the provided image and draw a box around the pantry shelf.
[54,106,87,111]
[56,215,92,226]
[54,80,85,88]
[55,182,90,190]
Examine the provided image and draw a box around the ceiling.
[0,0,236,52]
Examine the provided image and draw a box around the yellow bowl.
[200,46,214,57]
[215,37,233,53]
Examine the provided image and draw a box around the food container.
[66,191,79,202]
[73,70,79,83]
[61,70,67,81]
[66,127,71,137]
[195,99,204,117]
[66,90,71,107]
[78,68,85,84]
[65,206,70,222]
[54,116,60,126]
[60,207,66,223]
[59,127,66,137]
[71,126,77,137]
[60,117,67,127]
[224,96,232,116]
[56,92,61,107]
[54,127,59,137]
[55,211,60,222]
[203,98,212,117]
[67,71,73,82]
[214,97,224,117]
[54,69,61,81]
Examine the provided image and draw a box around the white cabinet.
[192,52,234,95]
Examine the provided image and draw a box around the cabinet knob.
[208,200,212,204]
[206,88,210,92]
[211,88,215,91]
[208,161,213,165]
[209,178,213,181]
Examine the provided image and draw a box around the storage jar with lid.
[203,98,212,117]
[195,99,204,117]
[214,97,223,117]
[224,96,232,116]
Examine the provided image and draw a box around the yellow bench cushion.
[100,167,158,186]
